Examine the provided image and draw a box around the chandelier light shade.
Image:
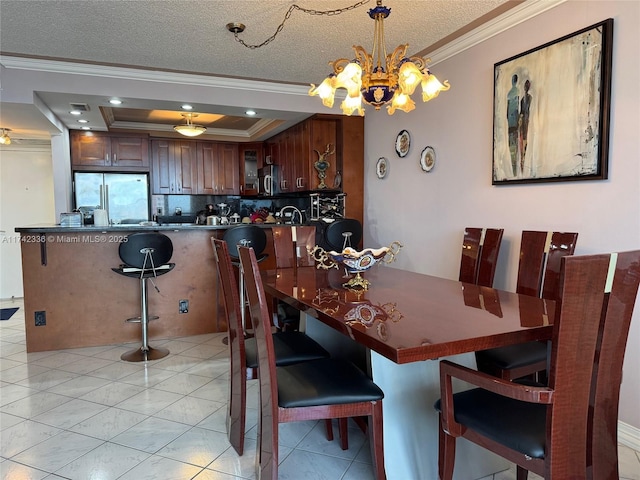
[309,0,450,115]
[0,128,12,145]
[174,113,207,137]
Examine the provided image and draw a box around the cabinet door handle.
[113,154,117,164]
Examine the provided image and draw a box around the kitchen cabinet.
[270,118,337,192]
[197,142,239,195]
[71,131,149,171]
[151,139,197,194]
[239,143,262,195]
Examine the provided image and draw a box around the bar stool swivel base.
[116,268,173,363]
[122,345,170,362]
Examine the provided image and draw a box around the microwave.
[258,164,281,196]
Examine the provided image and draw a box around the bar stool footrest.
[125,315,159,323]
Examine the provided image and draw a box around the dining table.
[262,264,555,480]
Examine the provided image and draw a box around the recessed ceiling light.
[109,98,122,105]
[246,110,257,116]
[70,110,82,115]
[78,119,89,123]
[81,126,91,130]
[182,104,194,110]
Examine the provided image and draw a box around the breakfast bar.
[15,224,281,352]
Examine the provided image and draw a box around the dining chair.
[272,224,354,448]
[239,245,387,480]
[436,250,640,480]
[222,225,269,334]
[211,238,333,456]
[271,225,316,331]
[459,227,504,287]
[475,230,578,380]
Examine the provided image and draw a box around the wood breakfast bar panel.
[19,229,223,352]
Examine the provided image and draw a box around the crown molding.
[0,55,310,96]
[427,0,567,65]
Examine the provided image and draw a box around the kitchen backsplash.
[152,194,310,221]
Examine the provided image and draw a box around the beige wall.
[363,0,640,429]
[0,144,55,298]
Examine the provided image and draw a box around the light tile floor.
[1,298,639,480]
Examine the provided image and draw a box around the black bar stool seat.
[112,233,174,362]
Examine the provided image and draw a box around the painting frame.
[492,19,613,185]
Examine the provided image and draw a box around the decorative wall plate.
[376,157,388,179]
[395,130,411,157]
[420,146,436,172]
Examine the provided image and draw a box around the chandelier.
[0,128,12,145]
[309,0,450,116]
[174,113,207,137]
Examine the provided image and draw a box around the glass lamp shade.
[0,130,11,145]
[173,124,207,137]
[422,74,451,102]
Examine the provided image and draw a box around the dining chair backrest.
[459,228,504,287]
[517,231,578,299]
[210,238,246,453]
[271,225,316,268]
[588,251,640,479]
[459,228,482,284]
[239,245,284,478]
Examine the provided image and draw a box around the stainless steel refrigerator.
[74,172,150,224]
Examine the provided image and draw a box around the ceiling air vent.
[69,103,90,112]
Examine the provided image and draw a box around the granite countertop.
[14,223,299,233]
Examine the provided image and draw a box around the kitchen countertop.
[14,223,300,233]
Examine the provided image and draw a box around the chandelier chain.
[230,0,371,49]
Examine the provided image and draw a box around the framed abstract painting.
[492,19,613,185]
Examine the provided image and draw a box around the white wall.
[363,0,640,428]
[0,144,55,298]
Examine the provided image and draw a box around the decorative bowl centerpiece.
[325,242,402,289]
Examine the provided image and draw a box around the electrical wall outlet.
[179,299,189,314]
[35,311,46,326]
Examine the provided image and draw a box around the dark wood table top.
[263,266,555,364]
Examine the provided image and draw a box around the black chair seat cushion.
[277,358,384,408]
[434,388,546,459]
[245,332,329,369]
[476,341,547,370]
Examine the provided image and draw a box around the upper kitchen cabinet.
[71,131,149,171]
[151,139,197,194]
[197,142,239,195]
[270,117,337,192]
[239,143,261,195]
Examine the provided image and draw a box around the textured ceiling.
[0,0,515,141]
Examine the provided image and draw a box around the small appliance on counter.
[59,212,83,227]
[77,206,96,225]
[195,204,216,225]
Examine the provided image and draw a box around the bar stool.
[222,225,268,334]
[112,232,174,362]
[323,218,363,251]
